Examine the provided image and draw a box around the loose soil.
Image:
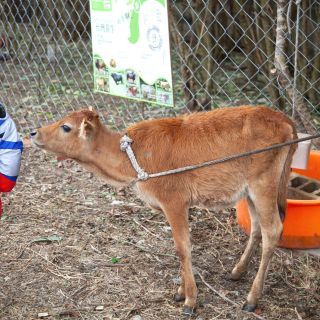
[0,147,319,320]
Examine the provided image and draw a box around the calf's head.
[30,109,101,161]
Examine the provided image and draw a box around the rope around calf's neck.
[120,132,320,182]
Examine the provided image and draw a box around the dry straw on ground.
[0,147,319,320]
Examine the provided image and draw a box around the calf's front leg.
[162,202,197,316]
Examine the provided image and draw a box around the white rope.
[120,135,149,180]
[120,133,320,182]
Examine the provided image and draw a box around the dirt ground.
[0,146,319,320]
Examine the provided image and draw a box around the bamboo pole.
[302,1,319,112]
[26,0,39,60]
[168,4,199,110]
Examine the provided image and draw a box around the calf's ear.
[78,118,96,139]
[87,108,99,122]
[79,119,87,139]
[80,108,99,122]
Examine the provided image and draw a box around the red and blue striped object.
[0,104,23,215]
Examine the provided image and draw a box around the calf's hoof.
[225,272,242,281]
[174,293,185,302]
[242,302,257,313]
[182,305,195,317]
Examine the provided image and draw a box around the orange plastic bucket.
[237,151,320,249]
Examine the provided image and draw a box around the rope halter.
[120,134,149,181]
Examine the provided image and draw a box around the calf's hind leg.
[230,197,262,280]
[162,202,197,316]
[243,192,283,312]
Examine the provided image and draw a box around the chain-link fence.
[0,0,319,136]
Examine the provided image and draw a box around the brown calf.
[31,106,297,315]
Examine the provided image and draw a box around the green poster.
[90,0,174,107]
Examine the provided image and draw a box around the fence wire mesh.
[0,0,319,135]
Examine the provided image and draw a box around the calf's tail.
[278,127,298,222]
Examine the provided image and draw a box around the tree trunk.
[274,0,320,148]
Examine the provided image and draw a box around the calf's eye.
[61,125,71,133]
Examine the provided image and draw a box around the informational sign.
[90,0,174,107]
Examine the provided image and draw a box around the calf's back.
[127,106,296,209]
